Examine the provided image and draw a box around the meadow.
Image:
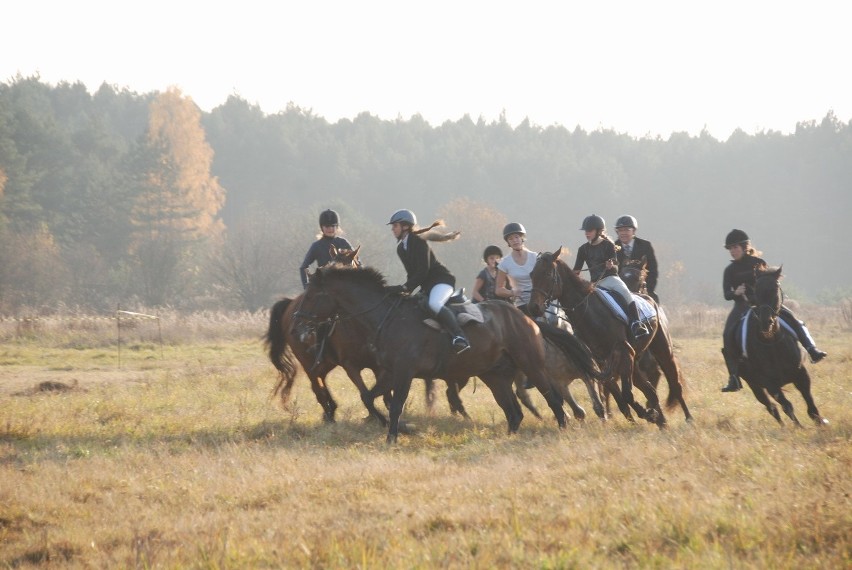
[0,308,849,568]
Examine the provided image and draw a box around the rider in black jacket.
[299,209,357,288]
[720,229,827,392]
[614,215,659,303]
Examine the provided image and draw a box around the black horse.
[738,266,828,426]
[299,264,599,442]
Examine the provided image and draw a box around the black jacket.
[573,238,618,282]
[723,254,766,305]
[397,233,455,293]
[615,236,659,296]
[299,235,355,288]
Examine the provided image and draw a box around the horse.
[528,248,688,427]
[619,258,692,422]
[738,266,828,426]
[265,246,469,423]
[299,264,600,442]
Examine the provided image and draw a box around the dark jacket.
[299,235,355,288]
[615,236,659,296]
[573,238,617,282]
[723,254,766,305]
[397,233,455,293]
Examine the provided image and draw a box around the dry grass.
[0,312,849,569]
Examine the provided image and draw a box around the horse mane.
[318,263,388,288]
[540,250,593,296]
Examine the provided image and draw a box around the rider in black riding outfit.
[386,209,470,354]
[614,215,660,303]
[720,229,827,392]
[299,209,358,289]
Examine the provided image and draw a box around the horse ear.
[352,244,361,256]
[774,265,783,278]
[555,246,565,260]
[329,244,338,258]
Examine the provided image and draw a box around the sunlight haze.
[4,0,851,138]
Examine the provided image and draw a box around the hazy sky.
[4,0,850,139]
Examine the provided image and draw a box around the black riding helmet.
[614,215,638,230]
[483,245,503,261]
[319,209,340,227]
[725,229,750,249]
[502,222,526,241]
[580,214,605,231]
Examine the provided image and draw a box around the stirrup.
[631,321,649,338]
[452,336,470,354]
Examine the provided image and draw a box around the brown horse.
[529,248,688,426]
[265,246,470,423]
[619,258,692,422]
[739,266,827,426]
[299,264,599,442]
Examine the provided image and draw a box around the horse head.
[329,244,361,266]
[753,265,783,339]
[619,256,648,294]
[528,246,567,317]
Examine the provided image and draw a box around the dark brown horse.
[265,246,471,424]
[299,264,599,442]
[529,248,688,426]
[619,258,692,422]
[739,266,827,426]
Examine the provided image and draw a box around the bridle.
[531,256,594,315]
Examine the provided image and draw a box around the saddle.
[415,288,485,330]
[594,288,656,326]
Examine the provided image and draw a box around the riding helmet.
[319,209,340,227]
[502,222,527,240]
[387,209,417,226]
[580,214,606,231]
[725,229,750,248]
[483,245,503,262]
[615,215,638,230]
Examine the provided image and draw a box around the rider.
[495,222,538,315]
[385,209,470,354]
[720,229,827,392]
[574,214,649,339]
[472,245,504,303]
[299,209,358,289]
[614,215,660,303]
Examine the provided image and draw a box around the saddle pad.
[594,289,655,324]
[422,303,484,330]
[739,308,797,358]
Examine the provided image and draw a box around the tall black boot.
[720,347,742,392]
[781,311,827,363]
[435,307,470,354]
[628,302,649,339]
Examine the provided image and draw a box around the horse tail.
[265,297,298,406]
[538,321,601,380]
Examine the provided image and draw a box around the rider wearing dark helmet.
[299,209,358,288]
[574,214,649,339]
[614,215,660,303]
[386,209,470,354]
[472,245,504,303]
[495,222,538,315]
[720,229,827,392]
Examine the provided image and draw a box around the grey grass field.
[0,312,849,568]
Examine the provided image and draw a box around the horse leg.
[602,374,634,422]
[424,377,437,416]
[769,388,801,427]
[341,364,385,423]
[526,370,568,429]
[744,379,783,424]
[579,376,606,420]
[792,368,828,426]
[558,379,587,421]
[360,370,390,427]
[307,374,338,423]
[632,369,666,428]
[614,345,654,423]
[445,378,471,419]
[480,371,524,434]
[648,330,692,422]
[386,374,413,444]
[513,373,543,420]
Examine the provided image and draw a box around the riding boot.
[781,312,827,363]
[628,302,649,339]
[435,307,471,354]
[720,347,743,392]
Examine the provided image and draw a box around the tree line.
[1,75,850,313]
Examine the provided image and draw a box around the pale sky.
[4,0,850,139]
